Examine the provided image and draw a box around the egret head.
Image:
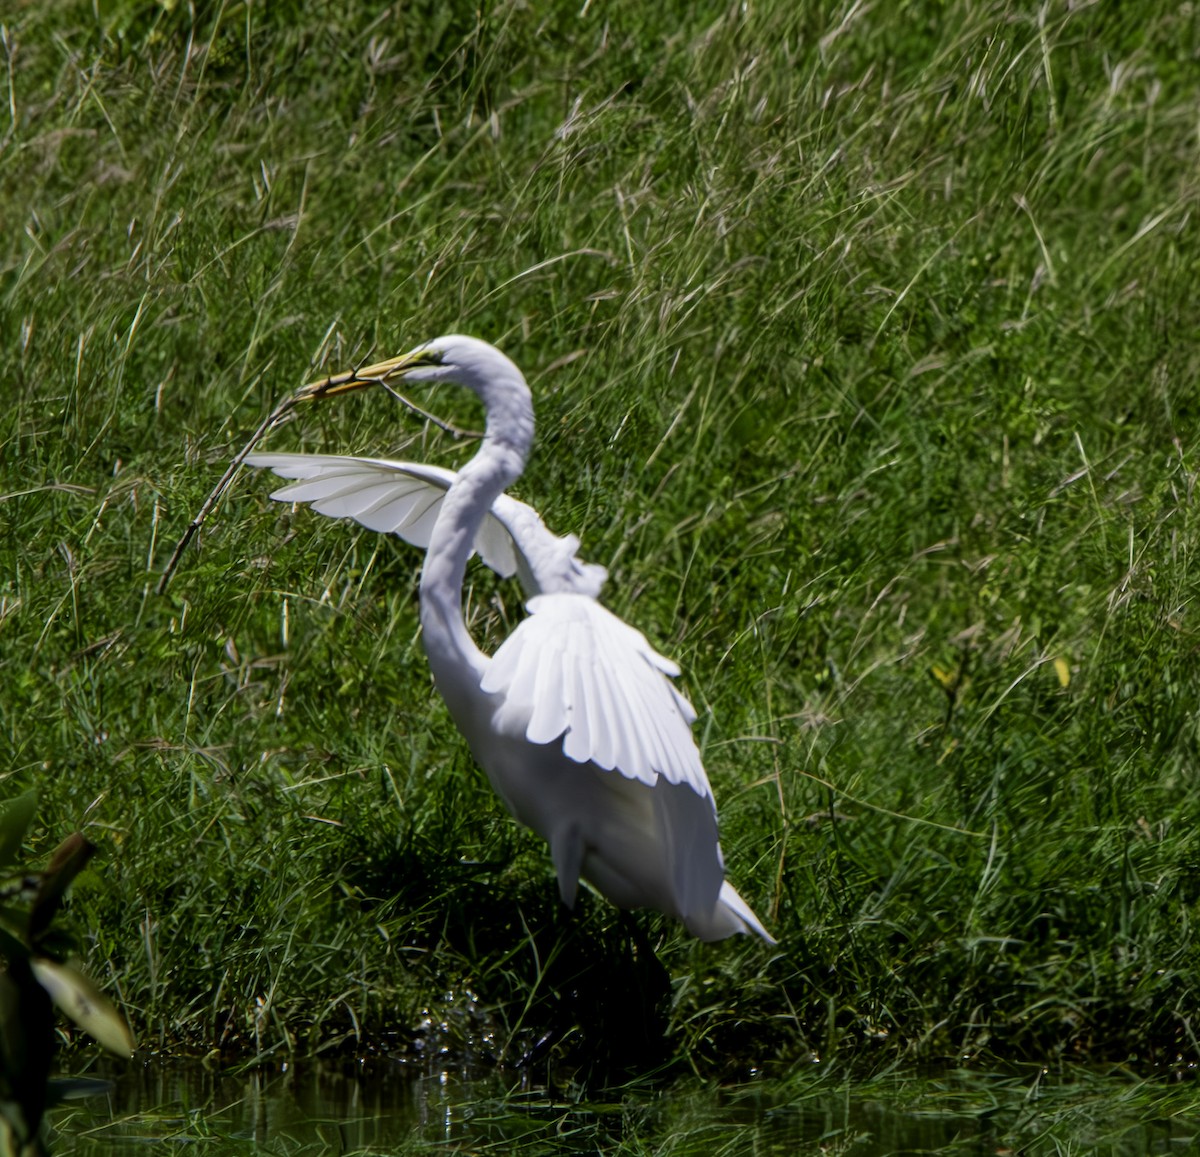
[296,334,534,457]
[298,335,526,402]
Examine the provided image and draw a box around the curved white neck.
[419,372,534,711]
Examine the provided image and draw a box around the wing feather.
[562,628,593,763]
[585,636,619,771]
[598,612,673,782]
[526,629,569,746]
[667,682,699,726]
[599,622,654,779]
[266,475,376,505]
[245,452,602,596]
[396,492,445,548]
[483,592,710,799]
[353,493,429,535]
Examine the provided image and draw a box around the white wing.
[244,452,606,597]
[482,592,712,800]
[248,455,709,796]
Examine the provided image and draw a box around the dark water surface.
[46,1059,1196,1155]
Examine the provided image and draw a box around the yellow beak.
[295,349,436,400]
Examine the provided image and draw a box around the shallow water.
[46,1059,1197,1155]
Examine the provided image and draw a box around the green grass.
[1,0,1198,1076]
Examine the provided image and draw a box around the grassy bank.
[1,0,1198,1075]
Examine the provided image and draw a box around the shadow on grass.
[344,839,674,1082]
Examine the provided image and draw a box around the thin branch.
[155,370,482,595]
[375,380,483,440]
[155,394,300,595]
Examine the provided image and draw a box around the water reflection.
[47,1059,1196,1155]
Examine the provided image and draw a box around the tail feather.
[684,881,777,945]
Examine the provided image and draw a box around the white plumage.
[247,335,774,944]
[244,453,607,598]
[483,593,703,790]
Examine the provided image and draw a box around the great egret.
[247,335,775,944]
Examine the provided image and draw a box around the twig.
[376,380,482,440]
[155,363,483,595]
[155,395,300,595]
[303,362,483,439]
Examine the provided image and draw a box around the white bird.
[247,335,775,944]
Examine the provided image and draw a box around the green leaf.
[0,959,55,1141]
[0,920,29,962]
[28,959,134,1058]
[29,835,95,944]
[45,1077,115,1107]
[0,795,38,874]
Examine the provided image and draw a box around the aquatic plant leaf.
[45,1077,114,1106]
[0,919,29,962]
[0,959,54,1149]
[28,959,134,1058]
[29,835,95,943]
[0,795,38,874]
[26,929,72,961]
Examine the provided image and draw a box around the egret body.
[248,336,774,944]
